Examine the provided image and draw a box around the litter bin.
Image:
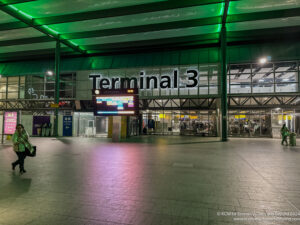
[289,132,296,146]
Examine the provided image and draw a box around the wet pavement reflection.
[0,137,300,225]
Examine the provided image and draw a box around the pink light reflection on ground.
[81,143,149,219]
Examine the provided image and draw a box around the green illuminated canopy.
[0,0,299,62]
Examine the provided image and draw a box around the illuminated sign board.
[4,112,17,134]
[89,69,200,90]
[93,89,139,116]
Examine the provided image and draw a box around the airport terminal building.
[0,0,299,139]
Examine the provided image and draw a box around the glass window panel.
[209,85,218,95]
[7,76,19,83]
[46,83,55,90]
[253,84,274,93]
[46,75,55,82]
[30,84,44,92]
[7,84,18,92]
[19,86,25,99]
[275,72,297,83]
[275,83,297,93]
[7,92,18,99]
[228,64,251,74]
[231,74,251,84]
[153,89,159,96]
[20,76,25,84]
[0,92,6,99]
[32,75,44,83]
[209,75,218,85]
[199,76,208,86]
[0,83,6,92]
[60,89,73,98]
[31,91,45,99]
[45,91,54,99]
[189,87,198,95]
[252,73,274,83]
[252,63,273,73]
[0,77,7,83]
[230,84,251,94]
[160,89,170,96]
[199,86,208,95]
[180,88,189,95]
[275,62,297,71]
[60,73,74,82]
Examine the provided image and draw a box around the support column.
[120,116,127,139]
[54,41,60,137]
[220,26,228,141]
[108,116,113,138]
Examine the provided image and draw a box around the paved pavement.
[0,137,300,225]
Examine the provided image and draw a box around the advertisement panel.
[63,116,73,136]
[4,112,17,134]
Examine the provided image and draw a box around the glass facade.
[228,110,272,137]
[142,110,217,136]
[0,73,76,100]
[228,61,299,94]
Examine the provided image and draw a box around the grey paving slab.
[1,137,300,225]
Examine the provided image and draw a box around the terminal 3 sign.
[89,69,201,90]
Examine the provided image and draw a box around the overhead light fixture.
[259,79,264,82]
[47,71,53,76]
[259,57,267,64]
[95,90,100,95]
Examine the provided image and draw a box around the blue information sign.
[63,116,73,136]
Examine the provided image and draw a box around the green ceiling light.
[227,0,232,15]
[42,25,59,35]
[68,40,79,47]
[7,5,33,20]
[219,2,225,16]
[217,24,222,32]
[6,5,33,21]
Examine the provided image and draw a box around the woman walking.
[12,124,34,174]
[281,124,289,146]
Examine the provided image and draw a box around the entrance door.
[271,109,295,138]
[95,116,107,134]
[228,110,272,137]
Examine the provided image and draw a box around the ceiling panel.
[229,0,300,14]
[14,0,165,18]
[0,11,18,23]
[70,25,220,46]
[227,16,300,31]
[0,41,57,53]
[0,0,298,61]
[48,4,223,34]
[0,27,45,41]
